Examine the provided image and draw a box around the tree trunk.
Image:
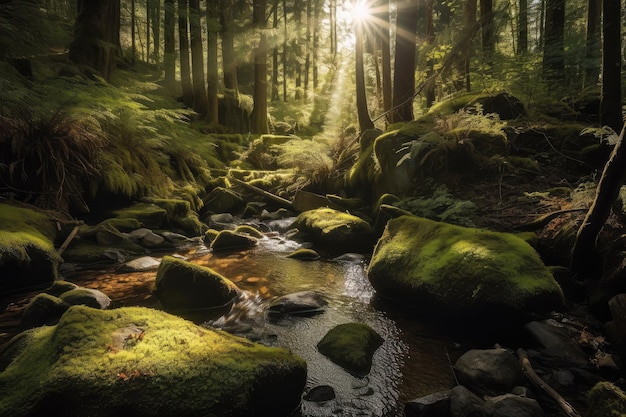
[601,0,623,133]
[131,0,136,64]
[220,0,239,96]
[189,0,208,116]
[518,0,527,53]
[376,0,392,123]
[584,0,602,86]
[178,0,193,107]
[146,0,151,62]
[150,0,160,63]
[330,0,337,57]
[206,0,219,124]
[282,0,288,101]
[571,125,626,280]
[272,0,280,101]
[312,0,319,89]
[453,0,477,92]
[294,0,302,100]
[392,0,419,122]
[164,0,176,93]
[355,17,375,132]
[304,0,311,99]
[69,0,120,82]
[480,0,494,61]
[251,0,269,134]
[542,0,565,82]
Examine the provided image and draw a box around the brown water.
[3,231,463,417]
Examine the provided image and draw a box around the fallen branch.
[514,208,587,231]
[230,178,293,210]
[517,348,582,417]
[57,225,80,256]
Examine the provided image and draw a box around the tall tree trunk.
[480,0,494,61]
[423,0,436,107]
[282,0,288,101]
[380,0,393,122]
[206,0,219,124]
[251,0,269,133]
[312,0,319,89]
[542,0,565,82]
[330,0,337,57]
[304,0,311,99]
[392,0,419,122]
[146,0,151,62]
[150,0,160,63]
[131,0,136,64]
[355,17,374,132]
[518,0,527,54]
[189,0,207,115]
[601,0,623,133]
[69,0,120,82]
[294,0,302,100]
[571,125,626,280]
[221,0,239,96]
[178,0,193,106]
[164,0,176,93]
[272,0,280,101]
[453,0,477,92]
[584,0,602,86]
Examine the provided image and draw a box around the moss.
[428,92,487,116]
[99,217,142,233]
[286,248,321,261]
[169,213,203,237]
[45,280,79,297]
[210,230,259,252]
[203,229,220,245]
[113,203,168,229]
[21,293,68,327]
[317,323,383,377]
[367,215,564,324]
[0,305,307,417]
[233,225,265,239]
[347,140,378,192]
[587,382,626,417]
[0,204,61,292]
[143,198,191,218]
[202,186,244,214]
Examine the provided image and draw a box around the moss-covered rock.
[317,323,383,377]
[169,213,204,237]
[21,293,68,327]
[202,186,244,214]
[45,280,79,297]
[155,256,240,311]
[587,382,626,417]
[367,215,564,326]
[0,203,61,293]
[210,230,259,252]
[114,203,168,229]
[203,228,220,245]
[0,305,307,417]
[286,248,321,260]
[59,288,111,309]
[233,225,265,239]
[290,208,374,254]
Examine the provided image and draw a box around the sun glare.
[351,0,371,24]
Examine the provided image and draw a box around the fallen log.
[517,348,582,417]
[230,178,293,210]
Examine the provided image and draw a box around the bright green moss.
[587,382,626,417]
[317,323,383,377]
[113,203,168,229]
[233,225,265,239]
[0,305,307,417]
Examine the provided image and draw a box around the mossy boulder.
[587,382,626,417]
[233,225,265,239]
[21,293,68,327]
[114,203,168,229]
[202,186,244,214]
[316,323,383,377]
[0,203,61,293]
[367,215,565,326]
[286,248,321,260]
[210,230,259,252]
[59,288,111,309]
[44,280,79,297]
[155,256,240,311]
[0,305,307,417]
[290,208,374,254]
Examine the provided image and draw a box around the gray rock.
[303,385,336,402]
[268,291,328,317]
[210,230,258,252]
[450,385,489,417]
[405,390,452,417]
[118,256,161,272]
[524,320,589,366]
[485,394,545,417]
[60,288,111,309]
[45,280,79,297]
[454,348,524,395]
[127,228,153,240]
[140,230,166,248]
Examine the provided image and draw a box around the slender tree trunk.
[131,0,136,64]
[251,0,269,133]
[151,0,160,63]
[480,0,494,62]
[304,0,311,99]
[518,0,527,54]
[272,0,280,101]
[206,0,219,124]
[356,18,374,132]
[146,0,151,62]
[69,0,120,82]
[584,0,602,86]
[392,0,419,122]
[330,0,337,57]
[380,0,392,121]
[282,0,288,101]
[312,0,319,89]
[178,0,193,106]
[542,0,565,82]
[221,0,239,96]
[294,0,302,100]
[424,0,436,107]
[601,0,623,133]
[164,0,176,93]
[189,0,207,115]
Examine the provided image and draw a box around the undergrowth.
[393,185,477,227]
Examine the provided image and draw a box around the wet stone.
[268,291,328,317]
[303,385,336,402]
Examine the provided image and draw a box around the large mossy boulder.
[367,215,564,326]
[155,256,240,311]
[316,322,383,377]
[0,203,61,293]
[290,208,374,254]
[0,305,307,417]
[587,381,626,417]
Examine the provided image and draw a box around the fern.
[393,185,477,227]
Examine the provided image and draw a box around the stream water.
[15,223,467,417]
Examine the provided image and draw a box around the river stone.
[587,381,626,417]
[45,280,79,297]
[118,256,161,272]
[449,385,489,417]
[303,385,336,402]
[454,348,524,395]
[0,305,307,417]
[523,320,589,366]
[405,390,452,417]
[317,323,383,377]
[210,230,259,251]
[367,215,565,326]
[155,256,240,311]
[203,186,244,214]
[485,394,545,417]
[60,288,111,309]
[268,291,328,317]
[290,208,374,254]
[21,293,68,327]
[286,248,320,260]
[233,225,265,239]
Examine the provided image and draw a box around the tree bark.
[251,0,269,134]
[583,0,601,85]
[178,0,193,107]
[272,0,280,101]
[480,0,494,61]
[453,0,477,92]
[206,0,219,124]
[131,0,136,64]
[542,0,565,82]
[355,18,374,132]
[294,0,302,100]
[304,0,311,99]
[69,0,120,82]
[164,0,176,93]
[375,0,393,123]
[220,0,239,96]
[571,125,626,280]
[282,0,288,101]
[518,0,527,54]
[189,0,208,116]
[392,0,419,122]
[601,0,623,133]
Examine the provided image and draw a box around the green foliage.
[393,185,477,227]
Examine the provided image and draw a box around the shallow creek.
[8,227,468,417]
